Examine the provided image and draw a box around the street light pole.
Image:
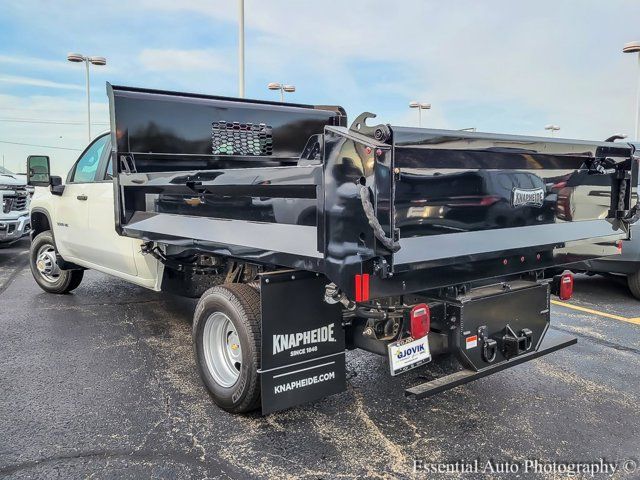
[238,0,245,98]
[409,101,431,127]
[85,60,91,141]
[267,83,296,102]
[623,41,640,140]
[67,53,106,141]
[544,124,560,137]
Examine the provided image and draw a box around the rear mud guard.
[258,270,346,415]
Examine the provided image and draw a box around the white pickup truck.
[0,166,31,246]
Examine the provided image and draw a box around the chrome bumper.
[0,215,31,242]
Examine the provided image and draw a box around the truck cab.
[28,133,160,292]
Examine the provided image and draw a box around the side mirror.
[50,176,64,196]
[27,155,51,187]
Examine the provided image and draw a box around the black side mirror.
[50,176,64,196]
[27,155,51,186]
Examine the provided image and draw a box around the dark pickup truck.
[27,84,639,414]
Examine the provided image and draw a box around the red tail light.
[410,304,430,339]
[617,240,623,253]
[559,272,574,300]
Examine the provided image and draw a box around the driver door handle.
[77,194,88,201]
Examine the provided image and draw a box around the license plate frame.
[388,335,431,376]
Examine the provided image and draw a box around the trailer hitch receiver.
[501,325,533,359]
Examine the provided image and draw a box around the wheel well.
[31,211,51,238]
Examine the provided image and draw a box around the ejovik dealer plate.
[388,335,431,376]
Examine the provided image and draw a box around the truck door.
[81,140,139,277]
[54,135,110,260]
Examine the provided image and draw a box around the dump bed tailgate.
[388,127,636,272]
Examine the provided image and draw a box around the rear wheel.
[627,269,640,300]
[193,283,261,413]
[30,231,84,294]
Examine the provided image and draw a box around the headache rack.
[108,84,638,300]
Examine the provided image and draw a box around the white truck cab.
[28,133,161,293]
[0,166,32,245]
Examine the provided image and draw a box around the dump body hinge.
[349,112,391,143]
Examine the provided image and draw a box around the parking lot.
[0,238,638,479]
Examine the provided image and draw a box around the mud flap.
[259,270,346,414]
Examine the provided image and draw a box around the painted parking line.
[551,300,640,326]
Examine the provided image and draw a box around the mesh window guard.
[211,121,273,156]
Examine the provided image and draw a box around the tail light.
[617,240,623,253]
[410,304,430,339]
[559,273,574,300]
[552,271,574,300]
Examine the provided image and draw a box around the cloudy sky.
[1,0,640,175]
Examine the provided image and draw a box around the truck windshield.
[0,166,14,175]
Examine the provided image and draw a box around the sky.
[1,0,640,175]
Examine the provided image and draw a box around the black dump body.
[108,84,638,300]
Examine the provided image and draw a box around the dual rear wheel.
[192,284,262,413]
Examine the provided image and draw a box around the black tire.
[30,230,84,294]
[193,283,261,413]
[627,270,640,300]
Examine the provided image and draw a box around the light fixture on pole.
[67,52,106,141]
[238,0,245,98]
[267,83,296,102]
[409,101,431,127]
[623,41,640,140]
[545,124,560,137]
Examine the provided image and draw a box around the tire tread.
[193,283,262,413]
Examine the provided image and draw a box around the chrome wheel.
[202,312,242,387]
[35,244,61,283]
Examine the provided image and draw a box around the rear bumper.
[0,214,31,243]
[405,334,577,399]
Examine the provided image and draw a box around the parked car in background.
[581,228,640,299]
[0,166,31,246]
[572,140,640,299]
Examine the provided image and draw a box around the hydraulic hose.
[358,184,401,253]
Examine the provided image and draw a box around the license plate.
[388,335,431,376]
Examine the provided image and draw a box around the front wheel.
[193,284,261,413]
[30,231,84,294]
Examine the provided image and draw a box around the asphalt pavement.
[0,238,638,479]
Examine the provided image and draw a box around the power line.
[0,117,109,126]
[0,140,82,151]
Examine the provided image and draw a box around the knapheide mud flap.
[259,270,346,415]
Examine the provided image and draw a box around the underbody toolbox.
[447,282,550,371]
